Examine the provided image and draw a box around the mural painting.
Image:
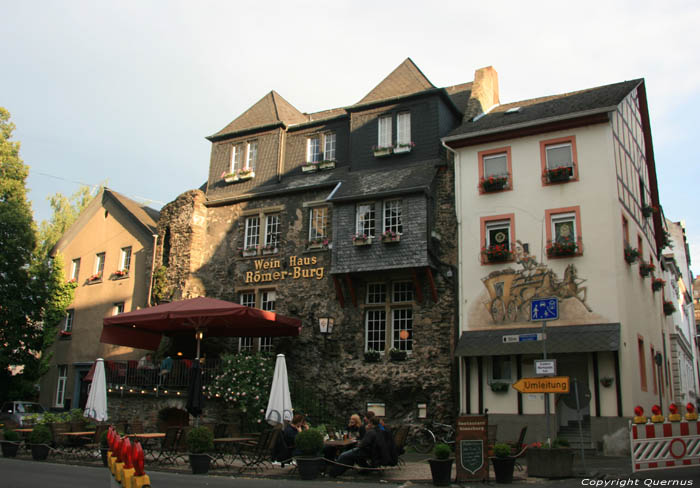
[480,241,591,324]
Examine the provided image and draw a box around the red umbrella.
[101,296,302,352]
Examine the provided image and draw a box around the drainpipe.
[147,234,158,307]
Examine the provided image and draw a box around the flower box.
[59,331,72,339]
[389,349,407,361]
[381,232,400,244]
[545,165,574,183]
[480,175,509,192]
[301,163,319,173]
[364,350,381,363]
[237,170,255,181]
[319,160,336,170]
[547,239,580,258]
[113,269,128,278]
[651,278,666,292]
[223,174,237,183]
[307,238,329,250]
[352,235,372,246]
[481,244,512,262]
[663,301,676,316]
[89,274,102,282]
[222,170,255,183]
[262,247,278,255]
[490,382,509,393]
[639,261,655,277]
[393,142,414,154]
[624,245,640,264]
[641,204,656,218]
[241,248,257,257]
[373,147,393,157]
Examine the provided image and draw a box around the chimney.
[464,66,500,121]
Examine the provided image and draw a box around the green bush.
[69,408,85,422]
[553,437,570,448]
[295,428,324,456]
[186,427,214,454]
[3,429,20,442]
[29,424,52,444]
[433,443,451,460]
[493,443,511,458]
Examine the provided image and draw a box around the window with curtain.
[397,112,411,146]
[378,116,392,148]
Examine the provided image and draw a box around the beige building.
[39,188,159,410]
[443,71,676,446]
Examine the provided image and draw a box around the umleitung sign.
[512,376,570,394]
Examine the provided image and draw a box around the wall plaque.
[455,415,488,481]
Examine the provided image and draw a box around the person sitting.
[283,413,308,456]
[330,416,386,477]
[348,413,366,440]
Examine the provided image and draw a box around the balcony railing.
[104,358,222,390]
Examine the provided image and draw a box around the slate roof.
[446,79,643,140]
[209,91,308,140]
[444,82,473,115]
[454,323,620,357]
[105,188,159,234]
[327,160,440,202]
[354,58,436,106]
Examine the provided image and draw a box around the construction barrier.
[107,426,151,488]
[630,419,700,472]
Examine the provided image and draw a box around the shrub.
[364,349,380,362]
[69,408,85,422]
[3,429,20,442]
[186,426,214,454]
[29,424,52,444]
[493,443,511,458]
[295,428,324,456]
[434,443,451,460]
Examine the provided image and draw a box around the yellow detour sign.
[512,376,570,394]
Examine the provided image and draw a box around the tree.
[0,107,44,401]
[35,186,94,262]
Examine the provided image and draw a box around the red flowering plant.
[479,174,509,192]
[307,237,329,248]
[624,244,640,264]
[59,330,72,337]
[114,269,128,277]
[663,301,676,316]
[639,261,655,277]
[352,233,371,244]
[89,273,102,282]
[546,236,580,257]
[651,278,666,292]
[381,230,400,242]
[481,243,513,262]
[544,164,574,183]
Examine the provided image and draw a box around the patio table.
[213,436,256,467]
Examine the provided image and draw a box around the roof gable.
[355,58,436,106]
[210,91,307,139]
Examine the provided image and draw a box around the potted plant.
[307,237,329,250]
[113,269,128,278]
[641,204,655,218]
[639,261,655,277]
[186,426,214,474]
[236,168,255,180]
[319,159,336,170]
[479,175,509,192]
[651,278,666,292]
[526,438,574,478]
[1,429,21,458]
[89,273,102,282]
[381,230,400,243]
[69,408,85,431]
[364,349,380,363]
[372,145,393,157]
[100,429,110,466]
[428,443,453,486]
[491,443,515,483]
[389,348,407,361]
[352,233,372,246]
[544,165,574,183]
[600,376,614,388]
[394,141,415,154]
[301,160,320,172]
[481,244,512,262]
[624,244,640,264]
[490,382,509,393]
[28,424,52,461]
[294,428,325,480]
[663,301,676,316]
[546,238,579,257]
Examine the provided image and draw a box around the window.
[491,356,512,382]
[264,214,280,249]
[544,206,582,257]
[356,203,376,237]
[383,200,402,235]
[365,281,414,354]
[64,310,74,332]
[638,336,647,391]
[485,221,511,249]
[244,216,260,251]
[378,115,392,148]
[478,147,512,194]
[324,132,336,161]
[552,213,577,244]
[114,302,125,315]
[366,283,386,304]
[246,141,257,170]
[239,337,254,352]
[480,214,515,264]
[396,112,411,146]
[309,206,328,242]
[71,258,80,281]
[392,281,413,303]
[392,308,413,352]
[483,153,508,178]
[307,136,321,163]
[55,365,67,408]
[540,136,579,185]
[260,291,275,352]
[119,247,132,273]
[95,252,105,277]
[365,310,386,352]
[231,143,245,173]
[239,291,256,308]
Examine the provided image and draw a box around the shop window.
[540,135,579,185]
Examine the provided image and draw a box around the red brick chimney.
[464,66,500,121]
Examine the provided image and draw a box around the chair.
[76,423,108,461]
[238,428,276,473]
[508,426,527,453]
[153,426,181,465]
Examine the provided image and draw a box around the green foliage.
[39,411,70,424]
[69,408,85,422]
[490,382,509,393]
[553,437,569,448]
[433,443,451,460]
[151,266,172,304]
[3,429,20,442]
[205,352,274,422]
[186,426,214,453]
[100,430,109,447]
[28,424,52,444]
[493,443,512,458]
[295,428,324,456]
[364,349,380,362]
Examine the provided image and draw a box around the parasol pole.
[194,328,204,428]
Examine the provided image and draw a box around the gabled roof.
[446,79,643,140]
[106,189,159,234]
[354,58,436,106]
[209,91,307,140]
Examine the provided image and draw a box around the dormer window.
[246,141,257,170]
[231,141,257,173]
[231,143,245,172]
[307,136,321,163]
[396,112,411,146]
[324,132,336,161]
[378,116,392,149]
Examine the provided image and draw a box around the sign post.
[530,297,559,445]
[455,415,488,482]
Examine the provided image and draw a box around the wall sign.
[245,256,325,284]
[456,415,488,481]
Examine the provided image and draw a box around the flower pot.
[189,453,211,474]
[353,237,372,246]
[301,164,319,173]
[428,458,453,486]
[223,175,237,183]
[393,145,412,154]
[373,148,392,157]
[296,457,323,480]
[237,172,254,181]
[381,234,400,244]
[31,443,51,461]
[1,441,20,458]
[491,456,515,483]
[319,160,336,170]
[526,448,574,478]
[546,166,573,182]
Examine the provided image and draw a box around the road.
[0,458,395,488]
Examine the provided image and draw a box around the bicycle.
[411,420,455,454]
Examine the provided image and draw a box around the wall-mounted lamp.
[319,317,334,334]
[195,330,204,341]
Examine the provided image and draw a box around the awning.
[454,323,620,357]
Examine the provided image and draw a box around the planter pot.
[189,453,211,474]
[393,145,412,154]
[373,148,393,157]
[223,176,237,183]
[319,160,336,170]
[101,447,109,466]
[428,458,453,486]
[262,248,278,255]
[546,167,573,182]
[381,235,400,244]
[296,457,323,480]
[301,164,319,173]
[353,237,372,246]
[307,242,327,250]
[242,249,257,257]
[485,252,512,262]
[237,172,254,181]
[547,246,578,258]
[1,441,20,458]
[481,179,508,192]
[491,456,515,483]
[526,448,574,478]
[31,444,50,461]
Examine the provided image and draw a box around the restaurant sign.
[456,415,488,481]
[245,256,324,284]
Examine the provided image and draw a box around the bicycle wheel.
[412,428,435,454]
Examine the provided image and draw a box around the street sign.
[502,333,546,343]
[512,376,570,394]
[530,297,559,321]
[535,359,557,376]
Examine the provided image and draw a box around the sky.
[3,1,700,272]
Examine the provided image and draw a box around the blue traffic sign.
[530,297,559,321]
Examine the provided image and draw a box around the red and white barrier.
[630,420,700,472]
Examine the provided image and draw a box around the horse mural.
[482,241,591,323]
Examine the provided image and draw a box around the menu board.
[455,415,488,481]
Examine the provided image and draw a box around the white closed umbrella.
[83,358,108,422]
[265,354,293,426]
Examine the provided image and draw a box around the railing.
[104,358,222,390]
